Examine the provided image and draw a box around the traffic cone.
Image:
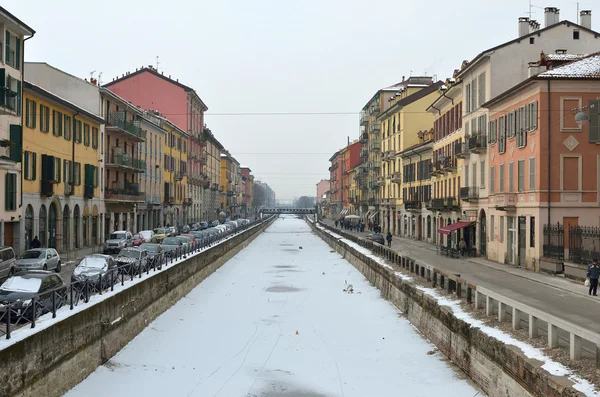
[295,330,299,335]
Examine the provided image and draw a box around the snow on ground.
[316,222,600,397]
[66,216,480,397]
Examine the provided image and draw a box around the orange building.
[483,53,600,271]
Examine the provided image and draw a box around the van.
[0,246,17,278]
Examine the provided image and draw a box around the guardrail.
[0,216,274,340]
[315,220,600,367]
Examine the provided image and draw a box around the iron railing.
[543,223,564,260]
[0,216,271,340]
[107,112,146,141]
[568,225,600,265]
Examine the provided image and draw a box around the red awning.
[438,221,475,235]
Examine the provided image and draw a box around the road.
[65,216,481,397]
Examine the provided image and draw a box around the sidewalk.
[320,219,600,334]
[61,245,104,264]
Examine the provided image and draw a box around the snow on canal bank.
[66,216,481,397]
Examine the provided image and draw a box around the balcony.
[455,141,468,159]
[200,156,207,164]
[359,132,368,144]
[444,197,459,209]
[391,172,401,183]
[369,104,381,116]
[405,201,421,210]
[368,197,379,205]
[107,112,146,142]
[459,186,479,201]
[183,198,193,205]
[369,161,380,170]
[377,176,385,185]
[105,148,146,172]
[174,171,187,181]
[360,111,369,126]
[429,198,445,210]
[468,133,487,154]
[494,193,517,210]
[387,149,396,160]
[441,156,457,173]
[360,148,368,158]
[369,122,381,134]
[104,188,145,203]
[369,140,380,152]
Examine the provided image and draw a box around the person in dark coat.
[587,258,600,296]
[31,236,41,249]
[386,231,393,248]
[334,220,339,228]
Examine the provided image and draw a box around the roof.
[103,67,208,111]
[23,81,105,124]
[458,20,600,78]
[378,81,444,120]
[537,52,600,79]
[0,6,35,35]
[362,77,434,110]
[426,81,463,113]
[543,53,589,62]
[328,151,340,162]
[396,139,433,157]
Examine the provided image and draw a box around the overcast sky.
[7,0,591,200]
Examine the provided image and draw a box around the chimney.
[519,17,530,37]
[544,7,560,27]
[528,62,541,77]
[529,19,540,31]
[580,10,592,29]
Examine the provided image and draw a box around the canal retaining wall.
[0,217,276,397]
[309,220,586,397]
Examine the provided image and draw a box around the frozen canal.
[66,217,480,397]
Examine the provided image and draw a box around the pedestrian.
[386,231,393,248]
[335,220,339,228]
[31,235,41,249]
[459,238,467,257]
[360,223,365,232]
[587,258,600,296]
[369,221,373,231]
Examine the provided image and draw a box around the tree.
[253,184,266,208]
[295,196,316,208]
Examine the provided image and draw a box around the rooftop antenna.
[90,70,96,79]
[526,0,543,20]
[156,56,160,72]
[98,72,103,85]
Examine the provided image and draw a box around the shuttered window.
[53,110,63,136]
[92,127,99,149]
[5,173,16,211]
[64,115,72,141]
[589,99,600,143]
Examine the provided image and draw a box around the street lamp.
[575,110,589,126]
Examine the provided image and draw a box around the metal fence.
[0,217,272,340]
[568,225,600,265]
[542,223,564,260]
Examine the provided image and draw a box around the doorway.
[24,205,33,249]
[507,216,516,265]
[63,205,70,253]
[518,216,527,266]
[39,205,47,247]
[48,203,57,249]
[479,209,487,256]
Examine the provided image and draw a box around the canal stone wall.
[0,217,276,397]
[310,220,585,397]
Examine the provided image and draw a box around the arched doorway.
[48,203,57,249]
[25,205,34,249]
[73,205,80,249]
[83,205,90,247]
[427,215,432,240]
[479,209,487,257]
[417,215,422,240]
[39,205,47,248]
[63,205,70,253]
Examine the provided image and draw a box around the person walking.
[386,231,393,248]
[458,238,467,257]
[335,220,339,228]
[587,258,600,296]
[31,236,41,249]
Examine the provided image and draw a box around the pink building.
[104,67,208,222]
[316,179,330,203]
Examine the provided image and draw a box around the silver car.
[15,248,61,272]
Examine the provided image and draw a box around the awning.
[364,210,371,220]
[369,210,379,220]
[438,221,475,235]
[340,209,348,216]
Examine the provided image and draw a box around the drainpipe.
[547,80,551,227]
[19,33,36,213]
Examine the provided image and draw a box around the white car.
[138,230,156,243]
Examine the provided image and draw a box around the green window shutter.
[41,154,48,181]
[45,107,50,132]
[0,69,5,107]
[52,110,56,135]
[32,101,36,128]
[9,124,21,162]
[24,152,29,180]
[5,174,12,211]
[32,153,37,180]
[48,155,56,181]
[16,80,21,116]
[589,99,600,143]
[15,37,20,70]
[5,31,10,64]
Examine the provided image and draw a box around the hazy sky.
[7,0,591,200]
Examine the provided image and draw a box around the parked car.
[161,237,183,257]
[0,246,17,279]
[366,233,385,245]
[179,225,191,234]
[168,227,178,237]
[210,220,219,227]
[0,272,66,320]
[180,233,196,245]
[199,222,209,230]
[138,243,164,269]
[16,248,61,272]
[176,236,193,250]
[104,231,133,254]
[153,228,168,243]
[71,254,117,288]
[139,230,156,244]
[189,230,209,242]
[132,234,145,247]
[115,248,149,273]
[191,223,200,231]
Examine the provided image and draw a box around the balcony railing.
[105,148,146,172]
[104,188,145,202]
[369,140,380,151]
[360,111,369,126]
[468,133,487,153]
[429,198,445,210]
[183,198,193,205]
[369,122,381,134]
[360,148,368,158]
[493,193,517,209]
[391,173,401,183]
[455,141,467,159]
[359,132,368,144]
[404,201,421,210]
[459,186,479,201]
[107,112,146,142]
[369,161,380,169]
[444,197,459,209]
[369,104,381,115]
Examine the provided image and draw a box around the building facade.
[202,128,223,221]
[328,151,343,217]
[138,110,165,231]
[240,167,254,218]
[159,118,188,227]
[0,8,34,249]
[22,82,104,253]
[340,140,362,216]
[220,153,241,217]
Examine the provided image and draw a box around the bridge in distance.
[260,208,315,214]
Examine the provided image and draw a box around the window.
[471,78,477,111]
[500,216,504,243]
[23,151,36,180]
[589,99,600,143]
[92,127,98,149]
[530,217,535,247]
[472,162,477,188]
[529,157,536,190]
[64,115,72,141]
[508,162,514,192]
[517,110,527,148]
[518,159,525,192]
[5,173,16,211]
[75,120,82,143]
[466,83,471,113]
[488,119,497,143]
[53,110,63,137]
[498,115,506,153]
[573,30,580,40]
[528,101,538,131]
[529,37,535,44]
[480,160,485,188]
[84,123,90,146]
[39,105,50,133]
[490,166,495,194]
[507,111,515,138]
[25,99,36,128]
[478,72,486,107]
[499,164,505,193]
[490,215,495,241]
[75,162,82,185]
[54,157,61,183]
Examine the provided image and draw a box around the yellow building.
[159,118,189,226]
[347,166,359,214]
[220,153,240,216]
[426,76,466,247]
[377,77,442,235]
[22,81,104,253]
[139,110,166,231]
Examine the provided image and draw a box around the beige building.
[138,110,165,231]
[201,127,223,221]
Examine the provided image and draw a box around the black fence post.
[31,299,37,329]
[52,292,57,318]
[98,274,103,295]
[70,284,74,310]
[6,307,11,339]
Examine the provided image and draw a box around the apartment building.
[328,151,343,217]
[220,153,241,217]
[0,7,34,248]
[159,118,188,227]
[139,111,165,230]
[202,127,223,221]
[339,140,362,217]
[240,167,254,218]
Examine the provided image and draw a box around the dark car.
[139,243,164,269]
[71,254,118,288]
[115,248,149,273]
[0,272,66,320]
[199,222,209,230]
[161,237,183,257]
[366,233,385,245]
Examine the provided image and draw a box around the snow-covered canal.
[66,217,480,397]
